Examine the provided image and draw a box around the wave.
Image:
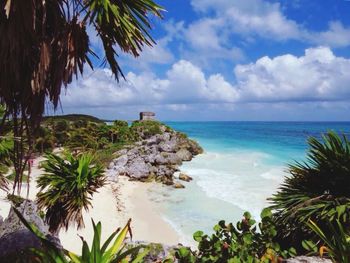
[181,151,285,220]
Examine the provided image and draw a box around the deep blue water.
[167,122,350,163]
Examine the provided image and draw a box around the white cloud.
[61,47,350,120]
[62,47,350,118]
[62,60,239,109]
[62,47,350,116]
[307,21,350,48]
[235,46,350,102]
[190,0,301,41]
[189,0,350,48]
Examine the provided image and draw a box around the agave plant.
[37,152,106,233]
[269,131,350,249]
[13,207,148,263]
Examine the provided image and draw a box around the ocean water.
[147,122,350,245]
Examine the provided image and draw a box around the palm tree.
[269,131,350,250]
[36,152,106,233]
[0,104,12,191]
[34,126,56,154]
[0,0,164,193]
[0,136,12,191]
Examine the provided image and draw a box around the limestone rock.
[179,173,193,182]
[114,154,128,169]
[0,200,61,261]
[285,256,332,263]
[125,157,150,179]
[107,123,203,185]
[174,182,185,189]
[158,138,177,152]
[115,149,128,156]
[176,148,193,161]
[0,200,51,239]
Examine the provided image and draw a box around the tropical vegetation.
[175,209,297,263]
[269,131,350,250]
[305,220,350,263]
[0,0,164,193]
[14,207,148,263]
[0,104,12,191]
[36,152,106,233]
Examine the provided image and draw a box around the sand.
[0,158,180,254]
[59,177,180,253]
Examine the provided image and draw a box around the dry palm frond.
[0,0,163,193]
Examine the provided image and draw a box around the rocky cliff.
[107,123,203,187]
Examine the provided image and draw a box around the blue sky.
[60,0,350,121]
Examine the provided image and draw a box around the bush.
[175,209,296,262]
[113,120,129,127]
[54,120,69,132]
[131,120,163,138]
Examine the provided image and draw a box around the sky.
[59,0,350,121]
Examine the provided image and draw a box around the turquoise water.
[148,122,350,244]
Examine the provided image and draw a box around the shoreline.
[60,177,181,253]
[0,158,181,254]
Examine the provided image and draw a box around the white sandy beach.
[0,157,180,254]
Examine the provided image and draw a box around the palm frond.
[36,152,106,233]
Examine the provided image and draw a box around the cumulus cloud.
[62,47,350,111]
[189,0,350,48]
[62,60,239,109]
[60,47,350,120]
[307,21,350,48]
[235,46,350,102]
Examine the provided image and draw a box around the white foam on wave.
[181,151,284,220]
[161,215,197,248]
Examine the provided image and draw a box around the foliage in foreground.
[0,104,12,191]
[13,207,148,263]
[175,209,296,263]
[269,131,350,249]
[36,152,106,233]
[0,134,12,191]
[303,220,350,263]
[0,0,163,194]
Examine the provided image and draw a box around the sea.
[146,122,350,245]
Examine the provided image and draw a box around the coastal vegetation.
[0,0,164,193]
[270,131,350,251]
[37,152,106,233]
[0,1,348,262]
[14,207,148,263]
[0,112,349,262]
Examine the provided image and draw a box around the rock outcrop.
[0,200,61,262]
[285,256,332,263]
[107,124,203,187]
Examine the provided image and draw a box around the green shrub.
[175,209,296,263]
[54,120,70,132]
[131,120,163,138]
[269,131,350,250]
[113,120,129,127]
